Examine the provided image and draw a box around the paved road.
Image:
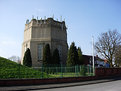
[34,79,121,91]
[1,78,121,91]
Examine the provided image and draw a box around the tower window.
[38,44,43,61]
[58,45,62,58]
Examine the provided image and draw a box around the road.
[1,78,121,91]
[34,79,121,91]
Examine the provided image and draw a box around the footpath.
[0,77,121,91]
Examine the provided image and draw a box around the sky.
[0,0,121,59]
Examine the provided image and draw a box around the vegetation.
[52,48,60,65]
[0,56,93,79]
[8,56,20,63]
[67,42,84,66]
[80,65,86,76]
[23,48,32,67]
[67,42,79,66]
[78,47,83,65]
[95,30,121,67]
[0,56,49,79]
[115,45,121,67]
[43,44,51,65]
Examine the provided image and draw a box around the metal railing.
[0,64,94,79]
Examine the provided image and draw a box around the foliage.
[74,46,79,65]
[0,56,49,79]
[43,44,51,65]
[0,57,93,79]
[52,48,60,65]
[67,42,79,66]
[78,47,83,65]
[95,30,121,67]
[41,65,92,77]
[80,65,87,76]
[23,48,32,67]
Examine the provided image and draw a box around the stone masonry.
[21,17,68,67]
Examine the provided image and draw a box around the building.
[21,17,68,67]
[82,55,109,67]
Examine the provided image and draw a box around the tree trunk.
[109,60,113,67]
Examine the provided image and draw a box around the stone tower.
[21,17,68,67]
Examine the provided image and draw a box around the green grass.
[0,56,51,79]
[0,56,94,79]
[49,72,93,78]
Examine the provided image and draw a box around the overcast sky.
[0,0,121,58]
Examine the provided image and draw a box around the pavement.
[0,77,121,91]
[35,78,121,91]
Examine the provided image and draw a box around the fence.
[0,64,94,79]
[2,68,121,86]
[35,65,94,78]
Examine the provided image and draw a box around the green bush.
[23,48,32,67]
[80,65,87,76]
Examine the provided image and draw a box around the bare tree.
[95,30,121,67]
[115,45,121,67]
[8,56,21,63]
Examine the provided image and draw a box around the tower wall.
[22,18,68,67]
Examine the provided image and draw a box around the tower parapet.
[25,18,66,30]
[22,17,68,67]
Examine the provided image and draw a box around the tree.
[115,45,121,67]
[23,48,32,67]
[43,44,51,65]
[67,42,78,66]
[95,30,121,67]
[74,46,79,65]
[52,48,60,65]
[78,47,83,65]
[8,56,20,63]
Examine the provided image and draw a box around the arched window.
[38,44,43,61]
[58,45,62,58]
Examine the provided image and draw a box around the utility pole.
[92,36,95,75]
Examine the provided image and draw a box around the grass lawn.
[0,56,93,79]
[49,72,93,78]
[0,57,51,79]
